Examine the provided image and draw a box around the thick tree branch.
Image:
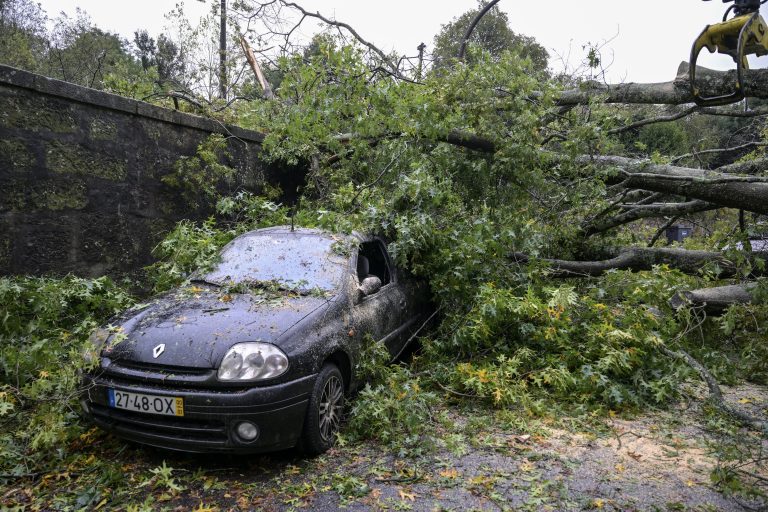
[330,130,498,154]
[442,130,497,153]
[699,106,768,118]
[716,156,768,175]
[617,202,704,210]
[510,247,768,278]
[582,155,768,214]
[583,200,719,236]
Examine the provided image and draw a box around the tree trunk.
[555,63,768,106]
[219,0,227,100]
[510,247,768,278]
[669,283,757,314]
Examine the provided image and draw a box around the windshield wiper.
[189,278,221,288]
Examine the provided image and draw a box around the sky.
[33,0,768,83]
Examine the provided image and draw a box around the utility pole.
[219,0,227,99]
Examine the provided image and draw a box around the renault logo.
[152,344,166,359]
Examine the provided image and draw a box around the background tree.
[0,0,47,71]
[431,1,548,70]
[132,30,185,86]
[41,9,137,89]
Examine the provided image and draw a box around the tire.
[301,363,344,456]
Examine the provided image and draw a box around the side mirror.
[358,276,382,297]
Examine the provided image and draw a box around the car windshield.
[199,232,347,292]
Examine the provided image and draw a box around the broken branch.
[584,200,718,236]
[581,155,768,215]
[240,36,275,100]
[669,283,757,314]
[661,346,767,431]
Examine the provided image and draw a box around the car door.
[351,240,409,359]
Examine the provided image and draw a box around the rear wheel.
[301,363,344,455]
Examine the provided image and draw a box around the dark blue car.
[81,227,431,455]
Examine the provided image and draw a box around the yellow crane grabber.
[691,0,768,106]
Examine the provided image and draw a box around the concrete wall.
[0,65,303,277]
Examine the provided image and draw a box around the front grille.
[89,403,229,447]
[110,359,212,376]
[98,359,218,389]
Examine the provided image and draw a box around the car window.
[201,233,348,292]
[357,240,392,285]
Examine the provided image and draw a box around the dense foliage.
[0,276,133,474]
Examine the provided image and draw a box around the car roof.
[236,226,368,244]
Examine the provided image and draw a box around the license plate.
[108,388,184,417]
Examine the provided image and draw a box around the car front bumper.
[81,372,317,453]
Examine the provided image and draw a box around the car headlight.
[83,327,110,365]
[218,342,289,381]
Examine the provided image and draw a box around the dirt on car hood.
[103,285,334,369]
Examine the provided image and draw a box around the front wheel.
[301,363,344,455]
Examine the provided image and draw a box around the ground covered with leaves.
[2,383,766,511]
[2,261,766,510]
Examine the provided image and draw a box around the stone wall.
[0,65,303,277]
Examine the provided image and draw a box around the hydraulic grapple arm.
[691,0,768,106]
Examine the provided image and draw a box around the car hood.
[104,285,334,369]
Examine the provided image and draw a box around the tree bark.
[582,156,768,215]
[669,283,757,314]
[510,247,768,278]
[555,63,768,106]
[716,156,768,175]
[443,130,498,153]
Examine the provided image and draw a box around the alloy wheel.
[318,375,343,443]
